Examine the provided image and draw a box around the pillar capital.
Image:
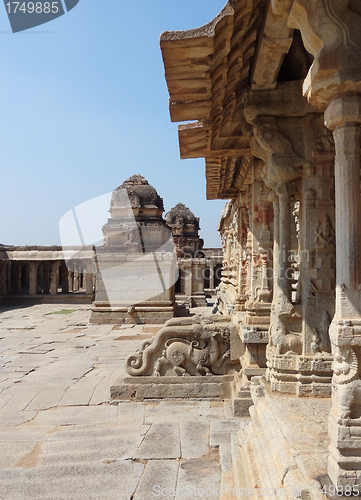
[325,94,361,131]
[286,0,361,108]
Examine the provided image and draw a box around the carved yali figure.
[125,315,237,377]
[332,346,361,422]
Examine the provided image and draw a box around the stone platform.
[111,374,234,401]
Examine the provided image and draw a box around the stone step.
[250,407,284,492]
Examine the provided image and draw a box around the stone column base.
[328,412,361,490]
[267,352,333,396]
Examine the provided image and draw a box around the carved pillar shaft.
[272,197,279,301]
[50,262,59,295]
[334,124,361,302]
[325,96,361,312]
[276,181,292,302]
[325,95,361,489]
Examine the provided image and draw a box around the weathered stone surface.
[133,422,181,460]
[133,460,179,500]
[180,421,209,459]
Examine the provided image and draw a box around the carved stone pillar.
[191,258,207,307]
[241,177,272,376]
[28,262,38,295]
[266,181,301,379]
[68,271,74,292]
[217,201,243,316]
[324,95,361,489]
[235,205,248,313]
[209,261,215,290]
[74,271,80,291]
[50,262,59,295]
[183,264,192,297]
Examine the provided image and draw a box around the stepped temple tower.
[91,175,177,324]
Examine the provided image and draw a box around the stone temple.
[2,0,361,497]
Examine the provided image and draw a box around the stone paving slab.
[175,453,222,500]
[133,460,179,500]
[33,405,119,426]
[180,420,210,459]
[134,422,181,460]
[0,461,145,500]
[0,410,37,426]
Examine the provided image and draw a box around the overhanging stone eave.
[161,3,235,125]
[160,3,233,44]
[250,0,294,90]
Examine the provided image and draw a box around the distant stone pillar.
[42,263,50,294]
[28,262,38,295]
[0,262,7,295]
[74,271,80,291]
[68,271,74,292]
[191,259,207,307]
[209,261,215,290]
[183,264,192,297]
[85,262,94,295]
[324,95,361,489]
[61,263,69,293]
[50,262,59,295]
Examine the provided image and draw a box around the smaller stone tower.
[165,203,204,258]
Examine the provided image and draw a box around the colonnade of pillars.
[0,260,94,296]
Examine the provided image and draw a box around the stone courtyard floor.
[0,303,246,500]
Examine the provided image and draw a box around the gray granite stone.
[134,422,180,460]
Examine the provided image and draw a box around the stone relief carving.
[313,120,335,153]
[125,315,238,377]
[252,118,304,189]
[311,310,332,354]
[315,215,335,248]
[154,330,230,377]
[332,346,361,421]
[269,309,302,355]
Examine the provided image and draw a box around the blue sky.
[0,0,227,247]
